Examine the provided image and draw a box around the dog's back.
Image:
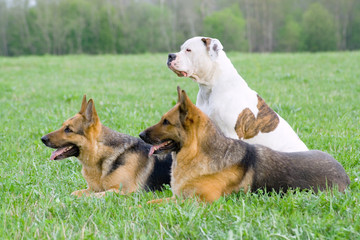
[252,147,350,192]
[201,135,350,194]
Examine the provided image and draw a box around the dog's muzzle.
[167,53,176,66]
[41,135,57,148]
[139,131,151,144]
[41,135,50,146]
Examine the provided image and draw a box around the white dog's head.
[167,37,224,83]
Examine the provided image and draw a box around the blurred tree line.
[0,0,359,56]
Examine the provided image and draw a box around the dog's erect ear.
[178,88,192,125]
[177,86,182,103]
[84,99,99,125]
[201,37,223,61]
[79,95,87,114]
[177,86,187,113]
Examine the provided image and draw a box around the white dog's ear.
[201,37,223,60]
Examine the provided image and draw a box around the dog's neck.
[200,119,249,170]
[77,124,107,168]
[177,113,248,172]
[171,108,250,195]
[172,121,248,200]
[190,61,218,86]
[197,51,249,91]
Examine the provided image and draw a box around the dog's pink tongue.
[181,71,187,77]
[148,141,170,157]
[148,146,155,157]
[50,147,67,160]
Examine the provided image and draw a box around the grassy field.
[0,52,359,239]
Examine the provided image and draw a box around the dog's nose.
[167,53,176,65]
[41,135,49,145]
[139,131,147,142]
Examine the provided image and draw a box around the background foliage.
[1,0,359,56]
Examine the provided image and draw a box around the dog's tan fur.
[42,96,171,197]
[140,87,350,203]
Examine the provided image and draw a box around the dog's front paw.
[147,197,176,204]
[92,191,106,198]
[71,189,91,197]
[91,189,122,198]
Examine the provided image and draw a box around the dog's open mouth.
[50,145,80,160]
[174,70,188,77]
[169,65,188,77]
[149,140,177,156]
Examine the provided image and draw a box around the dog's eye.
[64,126,73,133]
[186,48,191,52]
[163,119,170,125]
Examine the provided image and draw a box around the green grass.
[0,52,359,239]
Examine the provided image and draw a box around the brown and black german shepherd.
[41,95,172,197]
[139,87,350,203]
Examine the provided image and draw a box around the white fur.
[169,37,308,152]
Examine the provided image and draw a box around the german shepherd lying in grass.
[140,87,350,203]
[41,95,172,197]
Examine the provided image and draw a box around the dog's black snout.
[139,131,147,142]
[167,53,176,65]
[41,135,49,145]
[139,131,149,143]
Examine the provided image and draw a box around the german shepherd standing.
[140,87,350,203]
[41,95,172,197]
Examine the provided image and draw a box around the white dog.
[167,36,308,152]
